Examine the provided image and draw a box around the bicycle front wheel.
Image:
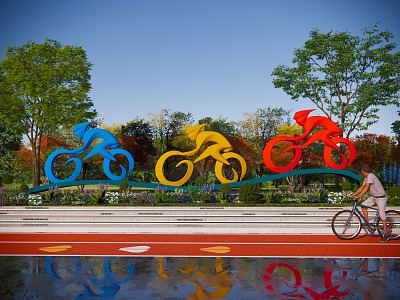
[378,210,400,240]
[331,210,361,240]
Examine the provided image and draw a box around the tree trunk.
[30,143,41,187]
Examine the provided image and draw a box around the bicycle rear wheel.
[331,210,361,240]
[378,210,400,240]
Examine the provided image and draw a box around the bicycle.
[331,201,400,240]
[155,124,247,186]
[44,122,135,183]
[262,109,356,173]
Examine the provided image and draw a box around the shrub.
[388,185,400,198]
[238,183,262,204]
[19,184,29,193]
[309,187,329,202]
[105,191,119,204]
[263,191,282,203]
[388,186,400,206]
[194,176,207,186]
[327,191,352,204]
[2,174,14,185]
[341,181,353,191]
[42,186,60,204]
[89,190,106,205]
[388,197,400,206]
[188,185,216,203]
[119,181,129,192]
[217,183,232,202]
[28,194,42,206]
[130,192,157,205]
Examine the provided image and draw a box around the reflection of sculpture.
[157,257,234,299]
[155,124,247,186]
[44,256,135,298]
[44,122,134,183]
[263,262,350,298]
[263,109,356,173]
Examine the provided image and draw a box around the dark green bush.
[388,197,400,206]
[194,176,207,186]
[341,181,352,191]
[89,190,106,205]
[119,181,129,192]
[19,184,29,193]
[238,183,262,204]
[388,185,400,198]
[3,174,14,185]
[388,186,400,206]
[217,183,232,202]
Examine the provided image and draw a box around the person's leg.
[383,219,388,235]
[376,198,387,235]
[361,197,375,224]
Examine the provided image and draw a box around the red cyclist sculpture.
[263,109,356,173]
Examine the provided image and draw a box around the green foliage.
[271,24,400,137]
[187,185,216,203]
[199,116,237,135]
[129,192,157,206]
[19,184,29,193]
[194,176,207,186]
[2,174,13,185]
[263,191,283,203]
[388,185,400,197]
[0,124,22,182]
[217,183,233,202]
[238,183,262,204]
[388,197,400,206]
[89,190,106,205]
[119,181,129,192]
[308,188,329,203]
[341,181,353,191]
[0,39,97,186]
[59,191,89,206]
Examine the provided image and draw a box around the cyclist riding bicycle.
[350,164,389,242]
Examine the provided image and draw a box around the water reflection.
[0,256,399,299]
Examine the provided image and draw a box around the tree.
[122,118,154,141]
[198,116,237,136]
[0,39,97,186]
[0,124,22,184]
[121,118,156,174]
[14,136,69,181]
[391,110,400,144]
[272,24,400,138]
[237,107,291,177]
[148,109,193,156]
[351,133,397,171]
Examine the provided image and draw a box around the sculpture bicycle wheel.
[215,152,247,183]
[155,150,194,186]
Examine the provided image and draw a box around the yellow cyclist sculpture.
[155,124,247,186]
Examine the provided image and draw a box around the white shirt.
[362,173,386,197]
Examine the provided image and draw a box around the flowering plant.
[105,191,119,204]
[28,194,42,206]
[327,191,352,204]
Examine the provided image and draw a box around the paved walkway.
[1,233,399,257]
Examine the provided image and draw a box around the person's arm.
[352,183,371,199]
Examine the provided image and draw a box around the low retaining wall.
[1,206,398,234]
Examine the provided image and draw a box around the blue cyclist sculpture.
[44,122,134,183]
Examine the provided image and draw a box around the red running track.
[0,233,399,257]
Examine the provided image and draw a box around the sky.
[1,0,399,137]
